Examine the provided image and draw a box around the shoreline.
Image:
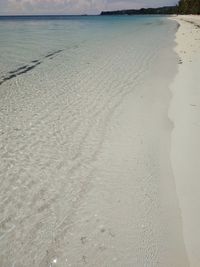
[0,16,195,266]
[169,15,200,266]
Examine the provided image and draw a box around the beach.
[0,15,198,266]
[169,15,200,267]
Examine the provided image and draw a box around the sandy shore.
[0,17,189,266]
[169,15,200,267]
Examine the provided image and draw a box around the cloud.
[0,0,178,15]
[0,0,10,13]
[3,0,104,14]
[104,0,178,11]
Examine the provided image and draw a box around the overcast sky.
[0,0,178,15]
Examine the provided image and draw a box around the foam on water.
[0,16,188,266]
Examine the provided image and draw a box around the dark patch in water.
[9,65,28,74]
[7,74,17,79]
[0,49,63,86]
[19,62,41,75]
[45,49,63,58]
[31,60,40,63]
[0,61,41,86]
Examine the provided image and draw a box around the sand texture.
[169,15,200,267]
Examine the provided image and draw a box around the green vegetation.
[178,0,200,14]
[100,6,177,15]
[100,0,200,15]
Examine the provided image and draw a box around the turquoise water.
[0,16,184,267]
[0,16,176,76]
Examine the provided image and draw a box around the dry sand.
[169,15,200,267]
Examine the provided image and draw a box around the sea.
[0,15,185,267]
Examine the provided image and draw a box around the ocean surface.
[0,16,187,267]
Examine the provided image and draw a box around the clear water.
[0,15,175,76]
[0,16,186,267]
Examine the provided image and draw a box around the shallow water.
[0,16,187,266]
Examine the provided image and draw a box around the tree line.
[178,0,200,14]
[100,0,200,15]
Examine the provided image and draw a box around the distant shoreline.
[100,6,177,16]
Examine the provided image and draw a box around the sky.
[0,0,178,15]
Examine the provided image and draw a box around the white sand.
[169,15,200,267]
